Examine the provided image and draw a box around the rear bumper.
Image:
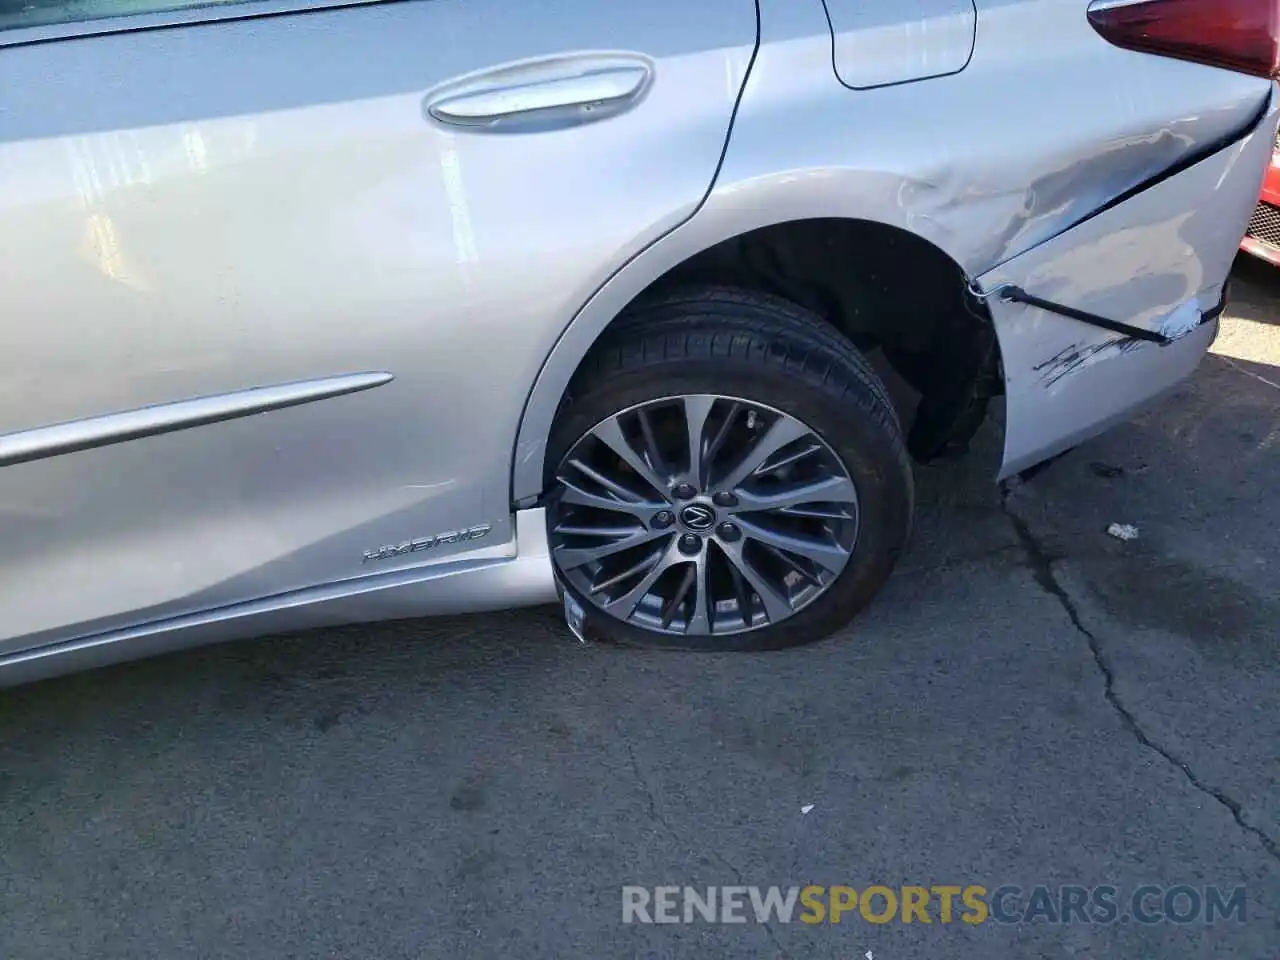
[980,91,1279,479]
[1000,315,1219,478]
[1238,127,1280,264]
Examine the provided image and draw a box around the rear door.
[0,0,755,651]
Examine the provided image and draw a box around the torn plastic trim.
[956,91,1258,354]
[1199,285,1230,323]
[969,282,1230,347]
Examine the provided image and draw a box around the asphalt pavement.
[1,259,1277,959]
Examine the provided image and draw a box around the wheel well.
[588,217,1004,462]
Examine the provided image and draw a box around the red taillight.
[1088,0,1280,79]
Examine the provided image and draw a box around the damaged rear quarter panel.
[979,92,1280,479]
[710,1,1274,276]
[511,0,1276,502]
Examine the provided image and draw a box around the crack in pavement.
[999,482,1280,865]
[619,728,792,959]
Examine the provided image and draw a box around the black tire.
[546,285,914,652]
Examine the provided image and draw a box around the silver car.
[0,0,1274,683]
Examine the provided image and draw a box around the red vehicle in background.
[1242,131,1280,265]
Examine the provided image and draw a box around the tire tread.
[572,285,907,479]
[550,285,913,652]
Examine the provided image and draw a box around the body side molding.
[0,371,394,468]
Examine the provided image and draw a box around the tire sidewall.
[546,359,912,652]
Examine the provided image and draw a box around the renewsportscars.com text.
[621,884,1247,926]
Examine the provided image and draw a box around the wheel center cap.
[680,503,716,532]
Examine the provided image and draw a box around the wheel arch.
[510,174,998,505]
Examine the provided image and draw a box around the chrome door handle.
[426,56,653,130]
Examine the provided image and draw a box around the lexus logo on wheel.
[680,504,716,531]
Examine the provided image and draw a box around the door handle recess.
[426,56,652,130]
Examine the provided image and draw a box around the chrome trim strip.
[0,371,393,468]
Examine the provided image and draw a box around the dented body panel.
[979,93,1279,477]
[1,0,1276,682]
[513,0,1275,499]
[747,0,1271,275]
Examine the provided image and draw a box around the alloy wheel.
[548,395,860,637]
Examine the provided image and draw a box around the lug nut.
[652,510,675,529]
[716,522,741,542]
[678,534,702,555]
[712,491,738,508]
[672,482,697,500]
